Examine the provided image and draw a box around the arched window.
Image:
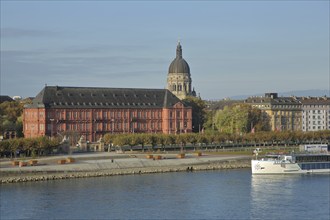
[173,84,177,91]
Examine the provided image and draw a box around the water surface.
[1,169,329,219]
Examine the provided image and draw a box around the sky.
[1,1,329,100]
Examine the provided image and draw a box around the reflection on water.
[250,174,330,219]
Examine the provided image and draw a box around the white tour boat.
[251,152,330,174]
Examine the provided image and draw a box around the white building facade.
[300,97,330,131]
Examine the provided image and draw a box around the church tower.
[167,42,196,100]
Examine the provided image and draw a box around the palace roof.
[26,86,186,109]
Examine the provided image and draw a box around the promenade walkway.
[0,152,250,173]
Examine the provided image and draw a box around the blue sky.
[1,1,329,100]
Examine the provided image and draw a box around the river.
[1,169,329,219]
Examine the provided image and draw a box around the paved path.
[0,152,250,173]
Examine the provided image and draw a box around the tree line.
[0,136,60,158]
[0,130,328,158]
[103,130,330,151]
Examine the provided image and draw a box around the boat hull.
[251,160,330,174]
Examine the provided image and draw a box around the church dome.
[168,42,190,75]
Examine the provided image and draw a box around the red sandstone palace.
[23,86,193,142]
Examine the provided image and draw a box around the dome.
[168,42,190,75]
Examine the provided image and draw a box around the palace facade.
[23,86,193,142]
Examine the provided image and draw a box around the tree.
[0,101,24,137]
[214,104,270,134]
[203,110,217,132]
[183,96,207,133]
[127,134,139,151]
[143,134,158,151]
[112,135,128,151]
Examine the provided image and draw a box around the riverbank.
[0,152,251,184]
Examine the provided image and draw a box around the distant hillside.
[279,89,329,97]
[229,89,329,100]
